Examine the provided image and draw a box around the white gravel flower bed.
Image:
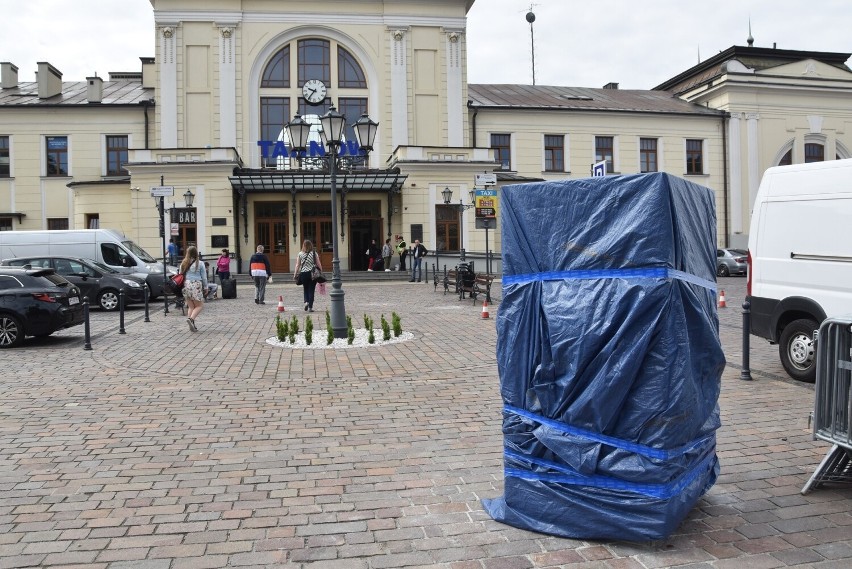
[266,328,414,349]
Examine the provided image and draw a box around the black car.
[0,267,85,348]
[0,256,148,311]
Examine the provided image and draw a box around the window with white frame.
[685,139,703,175]
[544,135,565,172]
[639,138,658,173]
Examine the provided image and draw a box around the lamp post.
[441,187,474,262]
[285,107,378,338]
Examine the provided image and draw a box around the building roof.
[468,84,724,117]
[0,80,153,107]
[653,45,852,94]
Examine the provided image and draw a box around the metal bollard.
[741,300,752,380]
[119,290,126,334]
[144,286,150,322]
[83,297,92,350]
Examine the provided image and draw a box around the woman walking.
[180,245,208,332]
[293,239,322,312]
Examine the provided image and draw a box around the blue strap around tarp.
[505,404,714,461]
[502,267,716,292]
[504,446,717,499]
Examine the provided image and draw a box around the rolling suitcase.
[221,278,237,299]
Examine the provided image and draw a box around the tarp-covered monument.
[483,173,725,541]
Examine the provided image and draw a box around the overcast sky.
[2,0,850,90]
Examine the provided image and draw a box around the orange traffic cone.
[277,295,285,312]
[481,300,490,319]
[718,289,727,308]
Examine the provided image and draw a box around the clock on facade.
[302,79,327,104]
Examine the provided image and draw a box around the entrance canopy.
[229,168,407,193]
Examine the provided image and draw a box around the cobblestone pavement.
[0,277,850,568]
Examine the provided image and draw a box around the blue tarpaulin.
[483,173,725,541]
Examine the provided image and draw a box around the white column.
[728,113,743,234]
[218,26,237,148]
[445,31,464,147]
[746,113,760,212]
[160,26,178,148]
[390,29,409,149]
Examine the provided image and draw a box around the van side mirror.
[122,258,135,267]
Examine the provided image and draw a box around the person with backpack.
[249,244,272,304]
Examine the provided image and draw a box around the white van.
[747,159,852,382]
[0,229,175,298]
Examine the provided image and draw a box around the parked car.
[0,267,84,348]
[716,248,747,277]
[0,256,148,311]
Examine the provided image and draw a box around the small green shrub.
[305,316,314,345]
[276,314,286,341]
[392,312,402,337]
[288,315,297,343]
[381,314,391,341]
[326,312,334,345]
[347,315,354,345]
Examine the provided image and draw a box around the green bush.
[305,316,314,345]
[276,314,286,341]
[392,312,402,337]
[381,314,391,341]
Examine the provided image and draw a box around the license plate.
[69,297,79,305]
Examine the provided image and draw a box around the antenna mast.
[526,7,536,85]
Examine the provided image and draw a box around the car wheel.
[779,318,819,383]
[717,264,730,277]
[98,289,120,311]
[0,314,24,348]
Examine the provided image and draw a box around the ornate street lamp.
[286,105,379,339]
[183,189,195,207]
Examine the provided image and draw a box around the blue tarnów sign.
[257,140,363,159]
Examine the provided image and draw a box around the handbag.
[168,272,185,292]
[311,267,326,283]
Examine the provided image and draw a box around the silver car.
[716,248,747,277]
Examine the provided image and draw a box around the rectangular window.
[297,39,331,86]
[491,133,511,170]
[260,97,290,168]
[0,217,12,231]
[595,136,614,173]
[46,136,68,176]
[85,214,100,229]
[338,97,368,150]
[106,135,129,176]
[686,139,703,175]
[544,135,565,172]
[640,138,658,173]
[47,218,69,230]
[0,136,9,177]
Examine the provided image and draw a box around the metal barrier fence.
[801,316,852,494]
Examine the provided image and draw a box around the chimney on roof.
[87,75,103,103]
[1,62,18,89]
[37,62,62,99]
[603,82,619,90]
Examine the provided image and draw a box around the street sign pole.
[151,178,174,314]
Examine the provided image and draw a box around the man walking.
[167,238,178,265]
[409,239,427,282]
[249,244,271,304]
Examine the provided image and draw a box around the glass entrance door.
[300,201,334,270]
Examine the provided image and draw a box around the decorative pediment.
[758,58,852,80]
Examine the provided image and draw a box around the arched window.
[338,47,367,88]
[261,46,290,88]
[258,37,369,169]
[778,149,792,166]
[804,143,825,163]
